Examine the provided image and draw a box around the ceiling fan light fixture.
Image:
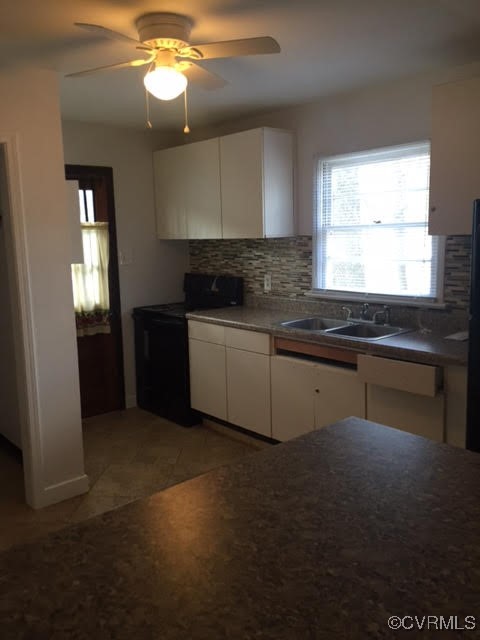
[143,66,187,101]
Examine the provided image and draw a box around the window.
[314,142,443,303]
[71,186,111,336]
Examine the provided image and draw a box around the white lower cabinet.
[314,362,366,430]
[271,355,366,442]
[358,354,445,442]
[366,385,444,442]
[188,337,227,421]
[271,356,316,441]
[188,321,272,436]
[189,322,462,446]
[444,366,467,448]
[226,348,271,437]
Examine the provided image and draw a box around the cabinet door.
[366,385,444,442]
[271,356,316,441]
[429,75,480,235]
[153,146,187,239]
[263,129,294,238]
[314,363,366,429]
[189,339,227,420]
[445,365,467,448]
[220,129,263,238]
[226,347,271,437]
[185,138,222,239]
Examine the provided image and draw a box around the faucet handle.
[360,302,370,320]
[373,305,392,325]
[383,305,391,325]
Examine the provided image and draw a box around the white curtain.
[71,222,111,336]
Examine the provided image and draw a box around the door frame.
[65,164,126,413]
[0,134,43,506]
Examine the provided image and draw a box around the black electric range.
[133,273,243,426]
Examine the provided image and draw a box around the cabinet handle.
[315,388,319,394]
[430,206,437,212]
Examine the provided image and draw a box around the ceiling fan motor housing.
[136,13,193,50]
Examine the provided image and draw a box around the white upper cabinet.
[153,127,294,240]
[429,75,480,236]
[184,138,222,239]
[154,145,188,239]
[154,139,222,240]
[220,128,294,239]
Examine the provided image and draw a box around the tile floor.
[0,408,263,552]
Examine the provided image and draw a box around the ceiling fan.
[67,12,281,130]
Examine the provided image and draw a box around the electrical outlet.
[264,273,272,292]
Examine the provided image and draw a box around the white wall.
[0,147,21,447]
[61,122,189,407]
[190,61,480,235]
[0,68,87,507]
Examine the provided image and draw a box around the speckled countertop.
[1,418,479,638]
[187,306,468,366]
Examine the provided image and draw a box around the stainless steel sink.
[280,317,352,331]
[326,323,411,341]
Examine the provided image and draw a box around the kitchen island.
[1,418,479,638]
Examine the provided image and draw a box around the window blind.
[314,142,442,301]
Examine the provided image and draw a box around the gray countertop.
[187,306,468,366]
[1,418,479,638]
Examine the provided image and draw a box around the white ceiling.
[2,0,480,132]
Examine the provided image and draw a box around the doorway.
[65,165,125,418]
[0,145,22,448]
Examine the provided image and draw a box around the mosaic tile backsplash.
[189,235,471,332]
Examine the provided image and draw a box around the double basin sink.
[280,317,411,341]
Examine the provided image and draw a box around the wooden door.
[65,165,125,418]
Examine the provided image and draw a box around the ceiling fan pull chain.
[145,85,152,129]
[183,87,190,134]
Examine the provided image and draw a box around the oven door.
[134,314,200,426]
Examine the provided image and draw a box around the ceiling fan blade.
[74,22,144,47]
[65,58,151,78]
[183,63,227,90]
[183,36,280,61]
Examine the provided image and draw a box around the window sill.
[305,290,448,310]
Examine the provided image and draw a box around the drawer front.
[188,320,225,345]
[225,327,271,354]
[358,354,441,397]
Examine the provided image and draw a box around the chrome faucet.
[341,305,353,320]
[360,303,370,320]
[373,305,391,325]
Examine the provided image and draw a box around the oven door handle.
[150,317,184,327]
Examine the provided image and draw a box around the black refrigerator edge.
[466,199,480,451]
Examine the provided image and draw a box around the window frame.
[312,141,445,306]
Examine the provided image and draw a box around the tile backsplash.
[443,235,471,309]
[189,236,312,297]
[189,234,471,332]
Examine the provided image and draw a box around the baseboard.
[202,418,273,450]
[125,394,137,409]
[28,473,90,509]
